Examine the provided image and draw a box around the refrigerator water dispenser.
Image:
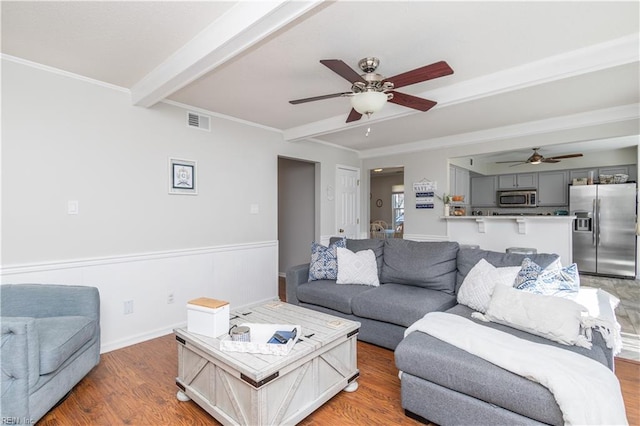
[573,212,592,232]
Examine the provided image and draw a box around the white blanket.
[405,312,628,426]
[576,287,623,355]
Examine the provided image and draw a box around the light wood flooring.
[38,333,639,426]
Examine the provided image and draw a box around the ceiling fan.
[496,148,583,166]
[289,57,453,123]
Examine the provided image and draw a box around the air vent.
[187,112,211,132]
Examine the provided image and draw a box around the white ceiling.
[2,1,639,158]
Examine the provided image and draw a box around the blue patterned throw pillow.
[308,238,346,281]
[513,257,544,289]
[515,258,580,298]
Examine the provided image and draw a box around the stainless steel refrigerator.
[570,183,637,277]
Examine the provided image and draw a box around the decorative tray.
[219,323,300,356]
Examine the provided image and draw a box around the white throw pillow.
[457,259,521,313]
[478,284,590,348]
[336,248,380,286]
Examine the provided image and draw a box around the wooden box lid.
[188,297,229,309]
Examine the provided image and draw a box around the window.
[392,191,404,229]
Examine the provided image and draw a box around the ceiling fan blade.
[346,108,362,123]
[509,162,527,167]
[289,92,351,104]
[545,153,583,160]
[388,91,437,112]
[384,61,453,89]
[542,159,561,163]
[320,59,366,84]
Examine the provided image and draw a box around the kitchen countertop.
[443,215,576,219]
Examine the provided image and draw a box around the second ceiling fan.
[497,148,583,166]
[289,57,453,123]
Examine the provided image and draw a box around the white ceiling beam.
[283,33,639,142]
[131,0,325,107]
[358,103,640,159]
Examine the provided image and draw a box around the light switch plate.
[67,200,79,215]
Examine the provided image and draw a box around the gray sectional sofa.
[285,238,615,425]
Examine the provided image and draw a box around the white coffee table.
[175,301,360,425]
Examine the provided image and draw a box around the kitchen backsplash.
[469,206,569,216]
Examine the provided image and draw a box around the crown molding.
[1,54,130,93]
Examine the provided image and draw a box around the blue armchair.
[1,284,100,423]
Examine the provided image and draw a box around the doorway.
[277,157,316,279]
[370,167,405,237]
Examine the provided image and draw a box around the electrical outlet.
[167,293,174,304]
[124,300,134,315]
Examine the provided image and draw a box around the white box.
[187,297,229,338]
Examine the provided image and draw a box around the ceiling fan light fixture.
[350,91,387,115]
[530,159,542,165]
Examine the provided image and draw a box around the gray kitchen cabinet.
[471,175,497,207]
[570,165,635,184]
[450,165,470,202]
[537,171,569,206]
[597,165,635,182]
[497,173,537,189]
[569,169,595,182]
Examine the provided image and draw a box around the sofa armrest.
[285,263,310,305]
[1,284,100,321]
[1,317,40,418]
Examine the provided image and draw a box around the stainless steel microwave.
[497,190,537,207]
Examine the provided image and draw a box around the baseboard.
[101,321,187,353]
[99,296,282,353]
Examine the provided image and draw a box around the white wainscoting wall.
[1,241,278,353]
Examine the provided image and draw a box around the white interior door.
[336,166,360,239]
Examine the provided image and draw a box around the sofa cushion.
[380,239,459,293]
[331,237,385,276]
[296,280,373,314]
[36,316,97,375]
[456,248,559,293]
[352,284,457,327]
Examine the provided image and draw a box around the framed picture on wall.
[169,158,197,195]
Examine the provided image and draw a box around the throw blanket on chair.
[405,312,628,426]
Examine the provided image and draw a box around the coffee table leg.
[177,390,191,402]
[343,381,358,392]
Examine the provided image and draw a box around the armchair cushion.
[37,316,98,374]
